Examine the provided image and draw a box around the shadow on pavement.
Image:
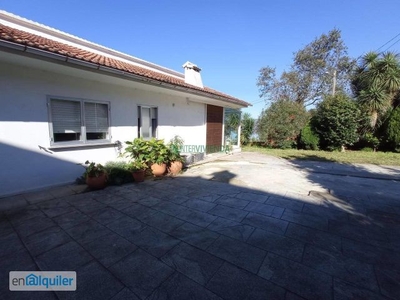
[0,166,399,299]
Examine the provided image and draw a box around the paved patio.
[1,153,399,299]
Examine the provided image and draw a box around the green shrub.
[240,113,255,145]
[381,107,400,152]
[298,123,319,150]
[362,133,380,150]
[275,140,296,149]
[256,100,309,149]
[124,138,169,164]
[312,94,360,151]
[104,161,132,185]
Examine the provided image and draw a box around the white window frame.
[47,96,111,146]
[138,105,158,139]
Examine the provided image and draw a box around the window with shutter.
[85,102,109,140]
[49,98,110,144]
[51,99,81,142]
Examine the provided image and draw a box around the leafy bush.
[298,123,319,150]
[167,135,184,162]
[124,138,170,164]
[361,133,380,150]
[257,100,309,149]
[381,107,400,152]
[240,113,255,145]
[104,161,132,185]
[83,161,106,178]
[312,94,360,151]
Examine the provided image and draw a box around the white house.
[0,11,250,197]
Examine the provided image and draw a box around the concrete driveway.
[1,152,399,299]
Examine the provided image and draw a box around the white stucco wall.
[0,56,206,197]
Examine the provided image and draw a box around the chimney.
[182,61,203,88]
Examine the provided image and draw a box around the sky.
[1,0,399,118]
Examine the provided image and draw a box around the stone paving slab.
[148,272,222,300]
[206,262,286,300]
[169,222,220,250]
[258,253,333,299]
[1,152,400,299]
[109,249,174,299]
[247,228,305,262]
[207,217,255,242]
[207,235,266,274]
[161,242,224,286]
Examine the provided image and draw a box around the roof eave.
[0,39,250,107]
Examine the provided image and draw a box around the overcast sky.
[1,0,399,118]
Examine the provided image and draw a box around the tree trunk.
[370,110,378,128]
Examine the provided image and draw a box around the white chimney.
[182,61,203,88]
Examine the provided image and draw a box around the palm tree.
[352,51,400,128]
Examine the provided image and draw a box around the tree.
[257,29,354,106]
[257,100,309,148]
[352,51,400,128]
[298,123,320,150]
[224,109,241,145]
[380,107,400,152]
[240,113,255,145]
[312,94,359,151]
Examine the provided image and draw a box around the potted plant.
[147,139,170,176]
[104,161,132,185]
[168,135,184,175]
[83,160,107,189]
[124,138,169,177]
[127,160,147,182]
[124,138,150,163]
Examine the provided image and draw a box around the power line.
[382,37,400,53]
[354,32,400,63]
[250,99,266,105]
[376,32,400,52]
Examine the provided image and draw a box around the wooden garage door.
[206,105,223,153]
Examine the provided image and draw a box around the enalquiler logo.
[9,271,76,291]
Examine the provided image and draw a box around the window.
[49,98,110,144]
[138,106,157,139]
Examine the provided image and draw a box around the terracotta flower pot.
[169,161,183,175]
[151,163,166,177]
[86,172,107,190]
[132,170,145,182]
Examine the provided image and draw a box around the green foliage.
[225,110,241,131]
[104,161,132,185]
[167,135,184,162]
[257,29,354,106]
[298,123,319,150]
[83,160,106,178]
[126,160,147,172]
[240,113,255,145]
[312,94,360,151]
[257,100,309,149]
[224,109,241,145]
[124,138,169,164]
[361,133,380,150]
[352,51,400,128]
[381,107,400,152]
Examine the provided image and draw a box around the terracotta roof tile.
[0,24,249,107]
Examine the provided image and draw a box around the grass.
[243,145,400,166]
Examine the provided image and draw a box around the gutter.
[0,39,250,108]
